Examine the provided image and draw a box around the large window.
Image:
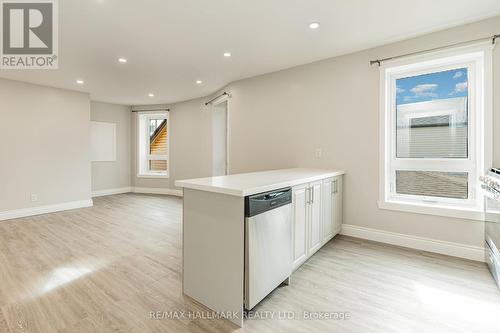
[379,45,492,218]
[137,112,169,178]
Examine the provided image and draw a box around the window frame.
[137,111,170,179]
[378,43,493,220]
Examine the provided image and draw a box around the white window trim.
[378,42,493,220]
[137,111,170,179]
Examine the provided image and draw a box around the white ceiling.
[1,0,500,105]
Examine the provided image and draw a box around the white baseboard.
[92,187,133,197]
[0,186,182,221]
[0,199,94,221]
[341,224,485,262]
[91,186,183,197]
[133,187,183,197]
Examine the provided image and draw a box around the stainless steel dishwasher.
[244,187,292,310]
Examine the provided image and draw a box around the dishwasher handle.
[245,187,292,217]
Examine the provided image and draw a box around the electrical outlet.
[315,148,323,158]
[30,194,38,202]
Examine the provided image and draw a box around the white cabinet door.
[292,184,308,270]
[308,181,322,255]
[333,177,343,235]
[322,178,334,244]
[291,176,343,272]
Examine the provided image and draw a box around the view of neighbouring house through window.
[149,118,168,172]
[394,68,469,199]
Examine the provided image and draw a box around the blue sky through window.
[396,68,468,106]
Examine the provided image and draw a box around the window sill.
[378,199,484,221]
[137,173,169,179]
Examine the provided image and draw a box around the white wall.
[0,78,92,213]
[90,101,131,193]
[163,15,500,248]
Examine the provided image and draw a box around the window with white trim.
[379,45,492,218]
[137,112,169,178]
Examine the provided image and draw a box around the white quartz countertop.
[175,168,345,197]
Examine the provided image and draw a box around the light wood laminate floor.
[1,194,499,333]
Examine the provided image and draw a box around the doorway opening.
[212,100,229,176]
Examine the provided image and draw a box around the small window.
[395,170,468,199]
[379,45,492,218]
[137,112,169,178]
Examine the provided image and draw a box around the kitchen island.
[175,168,345,326]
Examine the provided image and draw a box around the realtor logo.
[1,0,58,69]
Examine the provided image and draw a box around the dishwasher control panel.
[245,187,292,217]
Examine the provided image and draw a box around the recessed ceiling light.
[76,79,84,85]
[118,58,127,63]
[196,80,203,84]
[223,52,231,57]
[148,93,155,97]
[309,22,320,29]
